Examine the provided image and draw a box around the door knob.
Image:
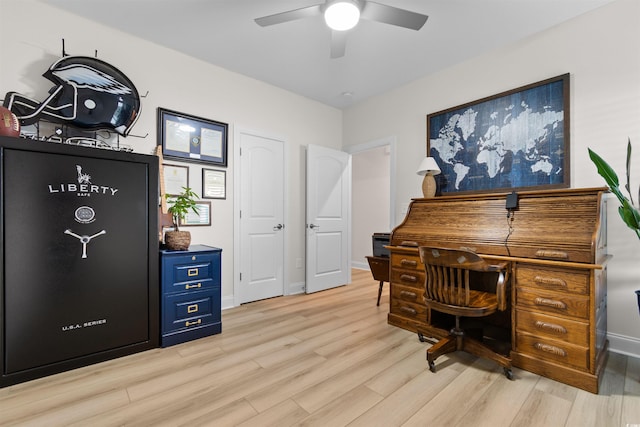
[308,224,319,229]
[273,223,284,231]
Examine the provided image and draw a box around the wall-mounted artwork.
[427,73,569,195]
[202,169,226,199]
[158,108,228,167]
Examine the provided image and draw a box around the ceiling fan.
[254,0,428,58]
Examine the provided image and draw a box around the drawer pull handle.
[534,321,567,335]
[400,290,417,299]
[185,319,202,327]
[400,274,417,283]
[534,276,567,288]
[185,283,202,290]
[400,306,417,315]
[534,342,567,357]
[535,250,568,260]
[400,259,418,267]
[534,297,566,310]
[187,268,199,277]
[187,304,199,314]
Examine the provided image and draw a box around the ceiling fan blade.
[330,30,348,59]
[360,1,428,31]
[255,4,323,27]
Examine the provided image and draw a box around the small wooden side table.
[366,255,390,306]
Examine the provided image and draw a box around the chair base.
[426,327,513,380]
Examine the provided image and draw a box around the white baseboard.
[221,295,235,310]
[287,281,305,295]
[352,260,368,270]
[607,332,640,358]
[222,281,306,310]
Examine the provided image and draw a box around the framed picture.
[158,107,228,167]
[162,164,189,196]
[202,169,226,199]
[427,73,570,195]
[179,201,211,226]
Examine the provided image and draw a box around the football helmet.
[3,56,141,136]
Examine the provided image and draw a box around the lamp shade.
[324,0,360,31]
[416,157,441,176]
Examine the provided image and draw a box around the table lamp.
[416,157,441,198]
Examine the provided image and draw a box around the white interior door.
[238,131,285,304]
[306,144,351,293]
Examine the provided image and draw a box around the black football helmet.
[3,56,141,136]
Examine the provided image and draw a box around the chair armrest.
[487,261,509,271]
[496,271,507,311]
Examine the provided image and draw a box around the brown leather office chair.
[418,246,513,379]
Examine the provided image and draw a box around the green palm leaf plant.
[588,139,640,239]
[166,187,199,232]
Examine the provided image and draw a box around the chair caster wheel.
[504,368,513,380]
[418,332,426,342]
[428,361,436,373]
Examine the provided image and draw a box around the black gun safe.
[0,135,159,387]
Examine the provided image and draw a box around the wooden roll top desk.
[387,187,609,393]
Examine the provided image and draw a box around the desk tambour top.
[391,187,608,265]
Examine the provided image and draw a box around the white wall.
[342,0,640,356]
[0,0,343,305]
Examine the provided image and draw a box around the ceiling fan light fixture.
[324,0,360,31]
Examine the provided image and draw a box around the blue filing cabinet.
[160,245,222,347]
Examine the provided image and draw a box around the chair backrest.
[419,246,507,309]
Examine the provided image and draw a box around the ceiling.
[42,0,613,109]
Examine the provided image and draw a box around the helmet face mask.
[3,56,141,137]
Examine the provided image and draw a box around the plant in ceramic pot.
[588,139,640,313]
[164,187,199,251]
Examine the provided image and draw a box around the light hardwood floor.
[1,268,639,426]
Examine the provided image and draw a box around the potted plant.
[164,186,199,251]
[588,139,640,314]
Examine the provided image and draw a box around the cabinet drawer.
[516,287,589,319]
[174,262,213,282]
[516,309,588,347]
[516,265,589,295]
[162,288,220,333]
[162,252,221,284]
[391,252,422,271]
[165,278,215,293]
[390,269,425,290]
[516,331,589,370]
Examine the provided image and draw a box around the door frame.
[233,126,289,307]
[345,135,397,230]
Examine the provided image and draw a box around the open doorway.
[347,137,395,270]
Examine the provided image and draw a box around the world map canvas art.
[427,74,569,195]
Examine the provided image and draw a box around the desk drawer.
[516,309,589,347]
[516,287,589,319]
[391,283,422,304]
[390,287,427,322]
[516,331,589,370]
[391,252,422,271]
[390,269,424,290]
[516,265,589,295]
